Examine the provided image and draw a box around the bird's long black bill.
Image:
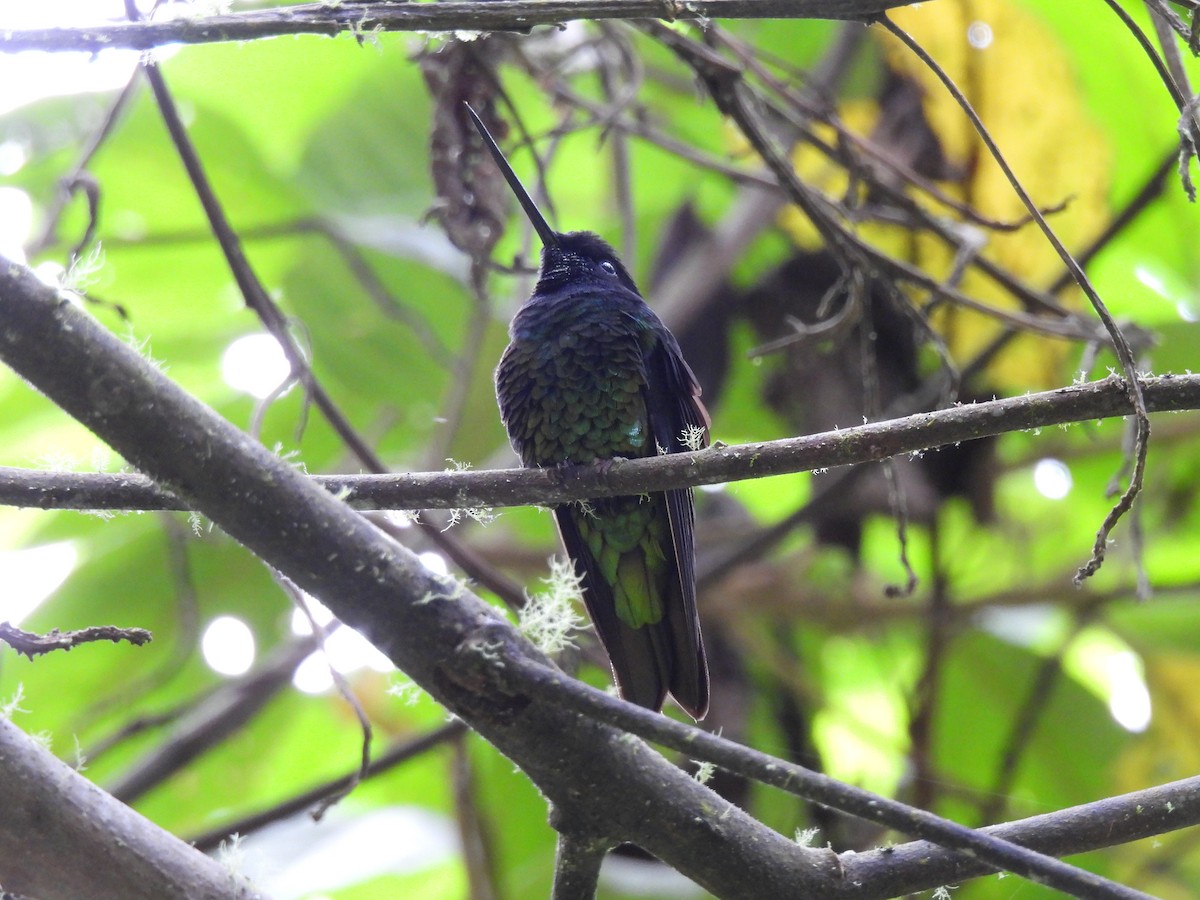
[464,103,559,249]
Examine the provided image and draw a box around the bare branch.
[0,248,1175,899]
[0,0,915,53]
[850,774,1200,896]
[878,15,1152,586]
[0,718,263,899]
[0,373,1194,513]
[496,654,1156,899]
[0,621,152,658]
[188,722,466,853]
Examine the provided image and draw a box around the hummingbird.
[465,104,710,719]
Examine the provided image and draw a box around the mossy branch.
[1,0,910,53]
[0,373,1194,512]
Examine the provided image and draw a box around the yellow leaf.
[780,0,1111,389]
[1114,654,1200,789]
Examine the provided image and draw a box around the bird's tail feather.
[553,506,706,718]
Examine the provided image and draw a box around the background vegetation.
[1,0,1199,897]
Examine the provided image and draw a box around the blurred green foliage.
[1,2,1199,898]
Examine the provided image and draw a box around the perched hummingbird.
[466,105,710,719]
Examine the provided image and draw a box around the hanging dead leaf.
[421,38,511,267]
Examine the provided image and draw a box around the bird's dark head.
[537,230,641,296]
[461,105,644,299]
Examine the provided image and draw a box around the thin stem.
[188,723,465,852]
[879,15,1152,586]
[26,73,142,259]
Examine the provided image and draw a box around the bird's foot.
[590,456,627,477]
[549,457,626,484]
[548,459,585,487]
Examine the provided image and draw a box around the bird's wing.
[642,330,710,718]
[494,339,541,467]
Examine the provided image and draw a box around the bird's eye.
[599,260,618,277]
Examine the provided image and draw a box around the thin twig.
[140,60,385,470]
[907,527,947,812]
[978,606,1099,826]
[281,579,374,820]
[0,621,151,658]
[647,23,1112,345]
[544,79,781,189]
[714,24,1078,236]
[1102,0,1199,198]
[498,655,1154,899]
[71,515,201,734]
[980,147,1177,379]
[1103,0,1188,109]
[452,734,501,900]
[83,705,191,763]
[878,15,1152,586]
[596,23,641,268]
[1047,147,1177,295]
[696,465,874,586]
[104,635,319,804]
[1145,0,1194,100]
[865,310,921,598]
[26,73,142,259]
[423,290,492,470]
[711,23,1084,325]
[187,722,466,852]
[103,217,457,365]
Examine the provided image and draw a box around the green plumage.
[577,496,669,629]
[497,281,674,634]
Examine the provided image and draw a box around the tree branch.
[0,0,912,53]
[187,722,467,853]
[0,251,1172,897]
[0,621,152,658]
[495,655,1161,900]
[551,830,609,900]
[0,253,823,897]
[0,373,1194,512]
[0,718,262,900]
[845,774,1200,896]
